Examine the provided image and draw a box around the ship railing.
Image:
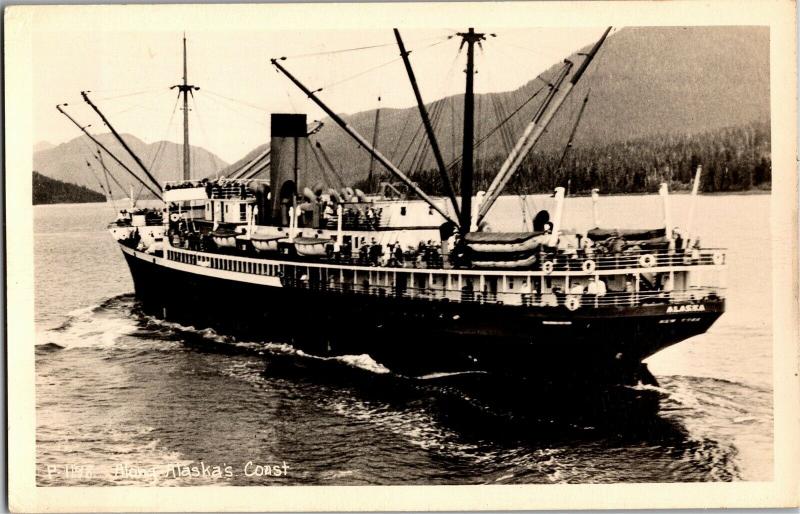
[279,277,724,308]
[164,246,724,308]
[322,219,386,231]
[168,236,724,274]
[537,247,726,272]
[164,179,259,200]
[313,247,724,272]
[164,179,209,190]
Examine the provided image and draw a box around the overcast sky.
[34,26,608,163]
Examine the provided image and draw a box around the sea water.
[33,194,772,485]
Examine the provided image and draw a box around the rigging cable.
[77,126,137,198]
[203,89,269,113]
[550,28,613,189]
[190,93,224,177]
[83,158,109,197]
[308,36,454,93]
[107,89,174,117]
[307,138,336,187]
[148,92,181,172]
[74,132,129,204]
[445,75,552,170]
[281,32,453,60]
[402,46,460,177]
[200,91,267,127]
[95,151,123,208]
[95,88,164,101]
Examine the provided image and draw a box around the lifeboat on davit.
[465,231,548,269]
[209,227,238,248]
[250,233,286,253]
[293,237,334,257]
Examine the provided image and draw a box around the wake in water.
[36,293,761,484]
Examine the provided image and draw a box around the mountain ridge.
[34,133,229,198]
[225,26,769,188]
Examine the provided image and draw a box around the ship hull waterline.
[120,244,723,392]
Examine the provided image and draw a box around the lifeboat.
[210,227,238,248]
[472,253,538,269]
[251,233,286,253]
[293,237,333,257]
[586,227,666,241]
[464,231,546,254]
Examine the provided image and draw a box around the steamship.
[66,29,726,388]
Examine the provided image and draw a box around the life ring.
[712,252,724,266]
[581,259,596,273]
[565,296,581,311]
[542,260,554,274]
[639,253,656,268]
[169,213,180,222]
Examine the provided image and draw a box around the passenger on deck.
[672,227,683,252]
[625,277,635,293]
[587,277,607,296]
[369,238,381,265]
[394,244,404,266]
[580,235,595,258]
[533,210,551,232]
[587,277,598,295]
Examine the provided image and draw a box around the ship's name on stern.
[666,304,706,313]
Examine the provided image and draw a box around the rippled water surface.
[35,194,772,485]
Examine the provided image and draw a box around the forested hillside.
[226,26,770,194]
[33,171,106,205]
[404,121,771,196]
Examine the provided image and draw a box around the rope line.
[191,94,223,176]
[316,36,454,93]
[200,92,267,127]
[95,88,164,101]
[148,92,181,171]
[281,33,454,60]
[203,89,269,112]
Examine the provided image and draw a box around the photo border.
[6,1,798,510]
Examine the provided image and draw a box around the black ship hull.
[121,245,724,390]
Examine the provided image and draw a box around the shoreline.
[33,188,771,207]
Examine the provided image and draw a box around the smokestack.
[270,113,308,224]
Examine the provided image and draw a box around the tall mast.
[171,33,199,181]
[394,29,460,218]
[457,28,485,236]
